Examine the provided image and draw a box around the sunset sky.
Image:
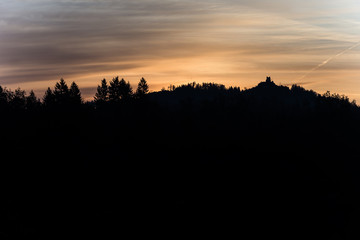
[1,0,360,101]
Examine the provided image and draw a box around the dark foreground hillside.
[1,78,360,239]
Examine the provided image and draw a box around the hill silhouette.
[1,77,360,239]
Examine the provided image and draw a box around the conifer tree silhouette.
[108,77,132,102]
[26,90,40,110]
[54,78,70,105]
[94,79,109,104]
[0,86,7,106]
[43,87,55,107]
[108,76,120,102]
[12,88,26,109]
[119,78,133,100]
[69,82,82,105]
[135,77,149,99]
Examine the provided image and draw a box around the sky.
[1,0,360,101]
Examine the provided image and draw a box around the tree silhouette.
[26,90,40,110]
[94,79,109,104]
[108,76,120,102]
[108,76,132,102]
[0,86,9,106]
[43,87,55,107]
[11,88,26,109]
[69,82,82,105]
[135,77,149,99]
[54,78,70,104]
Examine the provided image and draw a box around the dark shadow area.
[1,77,360,239]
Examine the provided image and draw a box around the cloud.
[0,1,228,83]
[1,0,360,100]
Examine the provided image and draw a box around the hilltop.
[1,77,360,239]
[150,76,356,110]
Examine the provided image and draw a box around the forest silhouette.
[1,76,360,239]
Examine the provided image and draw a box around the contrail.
[298,41,360,81]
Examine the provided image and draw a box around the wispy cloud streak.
[0,0,360,100]
[298,41,360,81]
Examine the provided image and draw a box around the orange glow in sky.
[1,0,360,101]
